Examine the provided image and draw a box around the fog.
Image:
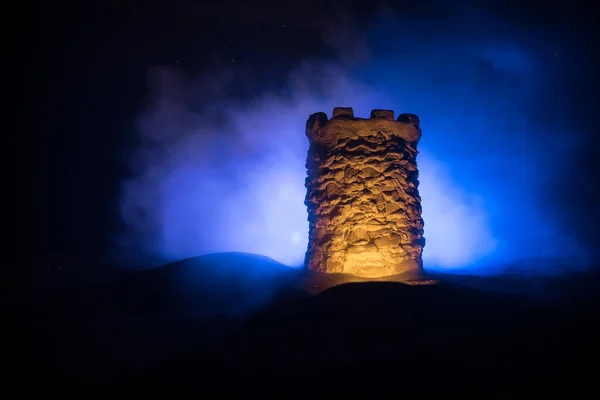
[119,4,588,275]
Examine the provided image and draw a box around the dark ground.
[26,253,599,393]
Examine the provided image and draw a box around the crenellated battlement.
[306,108,422,146]
[332,107,354,118]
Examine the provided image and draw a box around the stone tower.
[304,107,425,279]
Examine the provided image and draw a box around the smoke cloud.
[118,5,588,275]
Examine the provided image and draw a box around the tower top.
[306,107,421,145]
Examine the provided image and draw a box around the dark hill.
[27,255,600,393]
[29,253,300,386]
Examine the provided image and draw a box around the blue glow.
[119,7,588,275]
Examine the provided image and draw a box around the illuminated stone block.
[304,107,425,278]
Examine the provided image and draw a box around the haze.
[119,5,588,275]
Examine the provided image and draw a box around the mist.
[119,5,588,276]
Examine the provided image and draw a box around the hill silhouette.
[28,253,599,393]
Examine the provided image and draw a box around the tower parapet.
[304,107,425,279]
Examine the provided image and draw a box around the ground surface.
[26,253,600,393]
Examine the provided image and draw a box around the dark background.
[19,0,599,273]
[17,1,600,392]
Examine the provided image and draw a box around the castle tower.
[304,107,425,279]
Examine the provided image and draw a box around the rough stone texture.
[304,107,425,278]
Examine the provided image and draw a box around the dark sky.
[20,0,599,271]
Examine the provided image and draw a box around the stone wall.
[304,107,425,278]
